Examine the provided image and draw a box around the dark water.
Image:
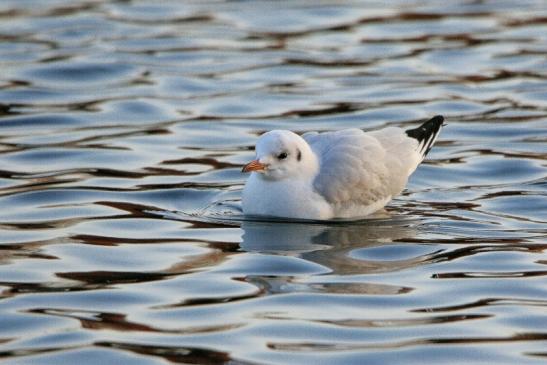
[1,1,546,364]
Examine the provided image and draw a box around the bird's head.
[242,130,318,181]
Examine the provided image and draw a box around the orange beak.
[242,159,267,173]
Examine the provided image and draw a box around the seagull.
[241,115,444,220]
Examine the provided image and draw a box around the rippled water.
[1,1,546,364]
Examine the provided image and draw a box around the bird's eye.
[277,152,288,160]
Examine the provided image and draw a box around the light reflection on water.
[1,0,547,364]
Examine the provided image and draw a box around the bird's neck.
[301,149,320,180]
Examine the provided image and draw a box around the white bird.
[241,115,444,220]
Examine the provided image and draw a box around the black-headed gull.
[242,115,444,220]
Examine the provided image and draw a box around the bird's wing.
[303,127,423,210]
[404,115,444,159]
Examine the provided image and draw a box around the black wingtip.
[432,115,444,124]
[405,115,445,157]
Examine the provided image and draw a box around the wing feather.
[304,127,423,216]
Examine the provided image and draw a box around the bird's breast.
[242,174,332,220]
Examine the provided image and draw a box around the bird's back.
[303,116,444,218]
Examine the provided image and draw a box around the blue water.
[0,1,546,364]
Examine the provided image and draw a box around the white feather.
[242,122,441,220]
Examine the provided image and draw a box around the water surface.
[0,1,546,364]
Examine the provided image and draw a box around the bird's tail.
[405,115,444,158]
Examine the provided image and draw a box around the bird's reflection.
[240,214,421,276]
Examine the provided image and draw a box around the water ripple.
[0,1,546,364]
